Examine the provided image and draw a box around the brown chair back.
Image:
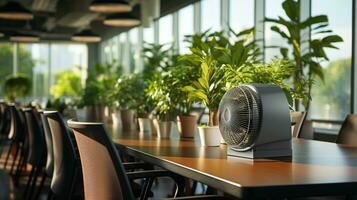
[336,114,357,146]
[291,112,307,138]
[67,120,135,200]
[44,111,81,198]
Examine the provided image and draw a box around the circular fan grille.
[218,85,262,150]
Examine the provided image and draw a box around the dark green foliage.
[111,73,145,110]
[80,61,122,107]
[4,74,32,102]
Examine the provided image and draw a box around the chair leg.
[47,190,53,200]
[27,166,41,200]
[3,141,13,170]
[14,152,26,186]
[10,143,21,175]
[33,169,47,200]
[23,166,36,199]
[140,177,154,200]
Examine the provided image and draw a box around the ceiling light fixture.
[71,29,101,43]
[10,33,40,43]
[0,1,33,20]
[104,13,140,27]
[89,0,132,13]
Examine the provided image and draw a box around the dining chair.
[44,111,83,200]
[40,111,54,178]
[68,119,229,200]
[336,114,357,146]
[2,105,26,174]
[22,108,47,200]
[0,103,10,160]
[291,112,307,138]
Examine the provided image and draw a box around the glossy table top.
[109,127,357,199]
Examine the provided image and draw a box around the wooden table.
[110,128,357,199]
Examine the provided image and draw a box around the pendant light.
[104,13,140,27]
[0,1,33,20]
[72,29,101,43]
[89,0,132,13]
[10,33,39,43]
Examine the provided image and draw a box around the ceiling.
[0,0,199,42]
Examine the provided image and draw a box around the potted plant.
[182,28,260,146]
[4,74,32,103]
[111,73,143,131]
[224,58,302,109]
[265,0,343,110]
[50,69,84,118]
[80,61,122,122]
[183,58,225,146]
[136,92,155,133]
[147,72,176,138]
[167,63,199,138]
[142,42,174,134]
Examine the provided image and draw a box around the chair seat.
[0,170,9,200]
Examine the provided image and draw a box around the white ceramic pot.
[154,119,172,138]
[198,126,221,147]
[112,111,121,129]
[138,118,151,133]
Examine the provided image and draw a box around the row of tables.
[109,127,357,199]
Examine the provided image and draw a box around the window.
[264,0,288,62]
[0,43,13,96]
[19,44,49,100]
[201,0,221,32]
[129,28,140,73]
[179,5,194,54]
[229,0,254,33]
[143,25,155,44]
[310,0,352,122]
[159,14,173,44]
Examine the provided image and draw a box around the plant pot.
[138,117,151,133]
[86,105,104,122]
[120,109,136,132]
[154,119,172,138]
[177,115,197,138]
[198,126,221,147]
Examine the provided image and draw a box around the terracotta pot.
[153,119,172,138]
[198,126,221,146]
[149,117,157,136]
[177,115,197,138]
[138,117,151,133]
[120,109,136,132]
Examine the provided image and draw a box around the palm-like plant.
[265,0,343,110]
[181,28,260,126]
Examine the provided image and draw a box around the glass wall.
[0,42,87,104]
[178,5,194,54]
[229,0,255,33]
[159,14,174,45]
[0,43,13,96]
[264,0,288,62]
[310,0,353,122]
[200,0,221,32]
